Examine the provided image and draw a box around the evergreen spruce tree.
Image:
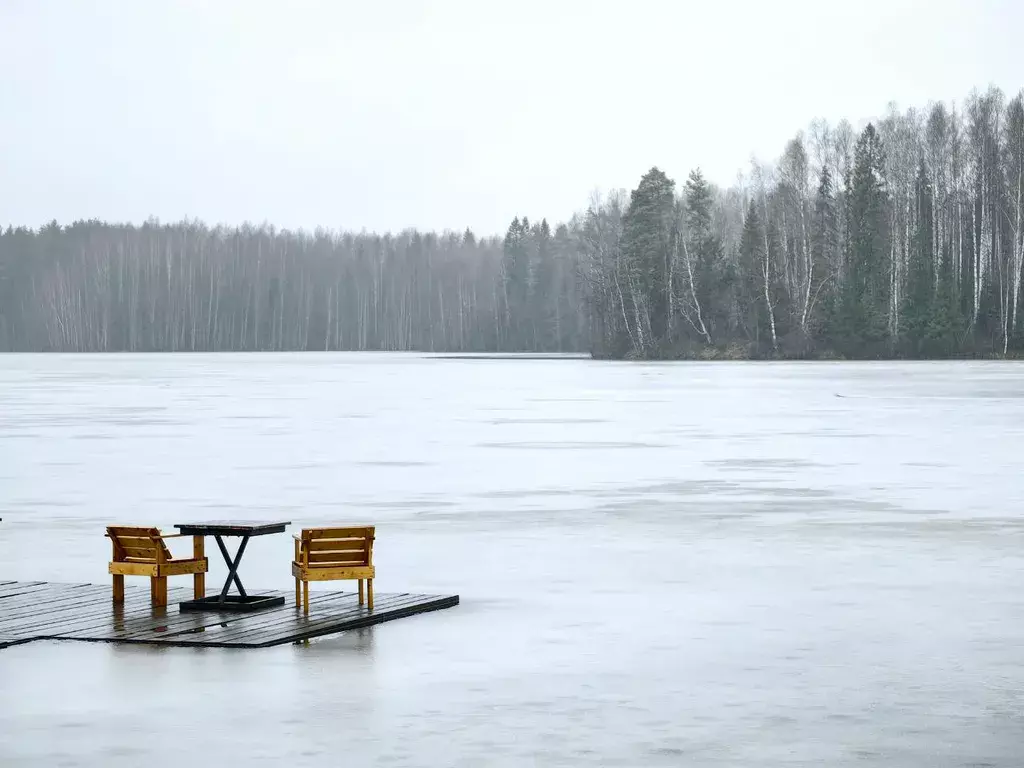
[737,199,766,347]
[903,159,935,355]
[531,218,555,351]
[620,167,676,350]
[501,217,531,349]
[838,124,890,357]
[928,247,961,356]
[684,169,727,342]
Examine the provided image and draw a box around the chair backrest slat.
[300,526,374,567]
[107,526,171,563]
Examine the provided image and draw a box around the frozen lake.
[1,353,1024,767]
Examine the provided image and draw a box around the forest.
[1,84,1022,359]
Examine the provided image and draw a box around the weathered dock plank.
[1,587,191,642]
[0,581,457,649]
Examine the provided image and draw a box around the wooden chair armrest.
[292,534,303,541]
[156,533,188,539]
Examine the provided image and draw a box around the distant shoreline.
[0,349,1020,362]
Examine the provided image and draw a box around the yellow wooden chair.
[292,526,375,614]
[106,526,208,607]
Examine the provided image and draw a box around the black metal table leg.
[177,533,285,613]
[214,534,250,601]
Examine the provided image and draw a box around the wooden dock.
[0,581,458,649]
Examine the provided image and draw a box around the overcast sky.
[1,0,1020,236]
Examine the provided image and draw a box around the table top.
[174,520,290,536]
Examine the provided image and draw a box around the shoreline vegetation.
[0,347,1020,361]
[1,84,1022,362]
[600,346,1024,362]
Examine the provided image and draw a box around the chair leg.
[295,577,301,608]
[152,576,168,607]
[112,575,124,603]
[367,579,373,611]
[303,580,309,615]
[358,579,364,605]
[193,536,206,599]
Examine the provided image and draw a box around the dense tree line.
[582,85,1024,359]
[1,84,1021,358]
[0,221,587,353]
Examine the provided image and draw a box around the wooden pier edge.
[0,582,459,650]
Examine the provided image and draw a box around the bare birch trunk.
[680,239,711,345]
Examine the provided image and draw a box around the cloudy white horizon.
[1,0,1020,236]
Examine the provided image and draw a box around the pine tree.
[531,218,556,350]
[737,199,766,346]
[839,123,890,356]
[928,242,961,355]
[1006,95,1024,350]
[683,169,726,344]
[620,167,676,351]
[501,217,531,349]
[903,159,935,355]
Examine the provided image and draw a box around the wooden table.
[174,521,290,612]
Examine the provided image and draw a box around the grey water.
[1,353,1023,767]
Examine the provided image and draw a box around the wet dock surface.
[0,581,458,649]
